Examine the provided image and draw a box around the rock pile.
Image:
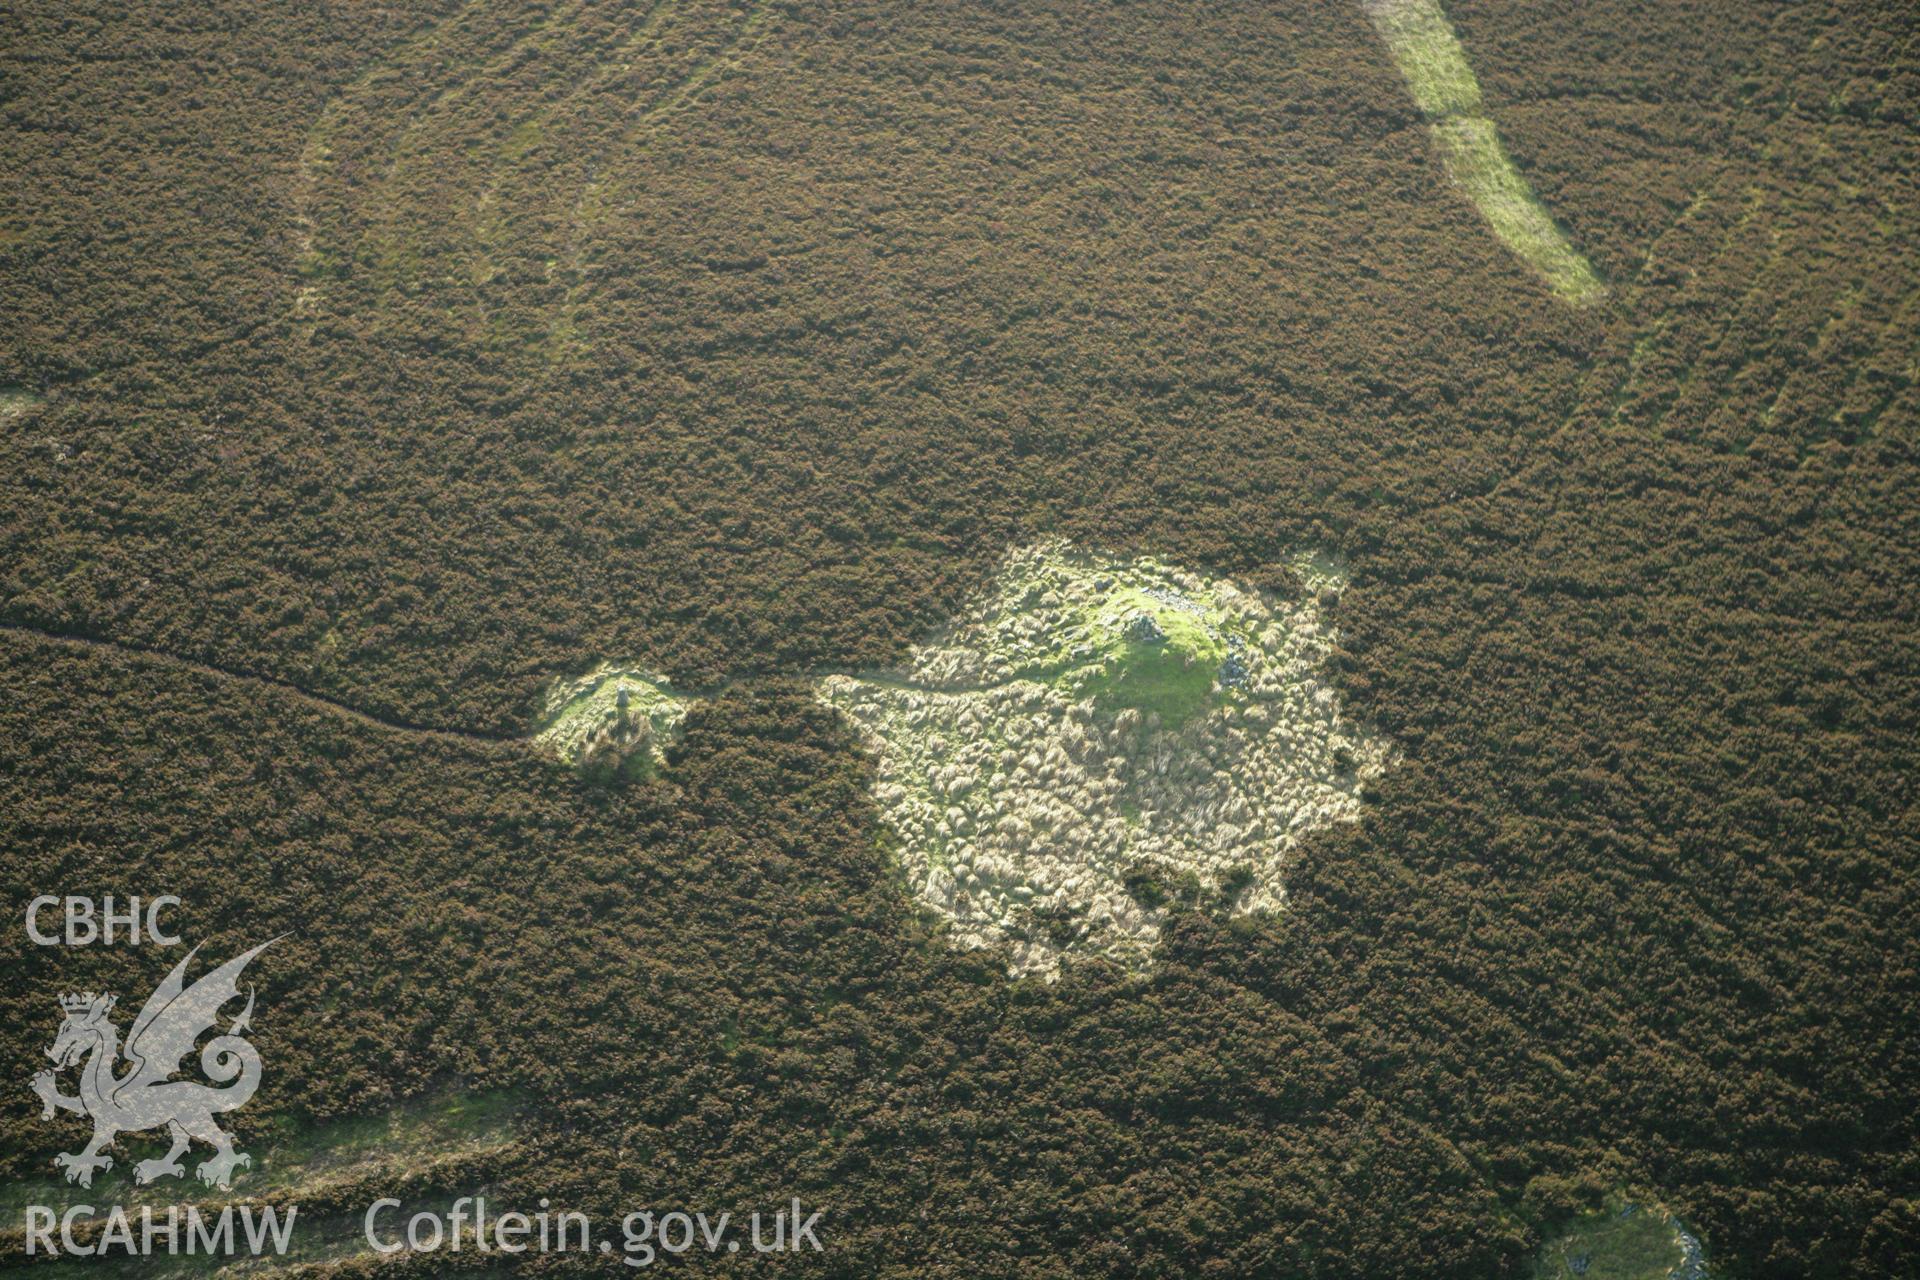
[819,541,1395,979]
[533,664,692,779]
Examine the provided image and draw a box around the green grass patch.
[1532,1201,1688,1280]
[1071,599,1226,725]
[1004,584,1232,727]
[1433,117,1607,305]
[0,384,45,418]
[1363,0,1483,117]
[1364,0,1606,306]
[501,118,543,161]
[533,664,693,777]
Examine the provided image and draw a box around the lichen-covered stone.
[819,541,1395,979]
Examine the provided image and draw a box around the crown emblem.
[59,992,112,1015]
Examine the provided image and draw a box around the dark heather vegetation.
[2,0,1917,1275]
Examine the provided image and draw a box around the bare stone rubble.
[819,541,1396,979]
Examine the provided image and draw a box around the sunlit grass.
[1532,1201,1689,1280]
[0,385,44,418]
[1362,0,1605,305]
[1433,117,1608,305]
[1363,0,1481,116]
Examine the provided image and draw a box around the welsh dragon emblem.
[31,939,278,1190]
